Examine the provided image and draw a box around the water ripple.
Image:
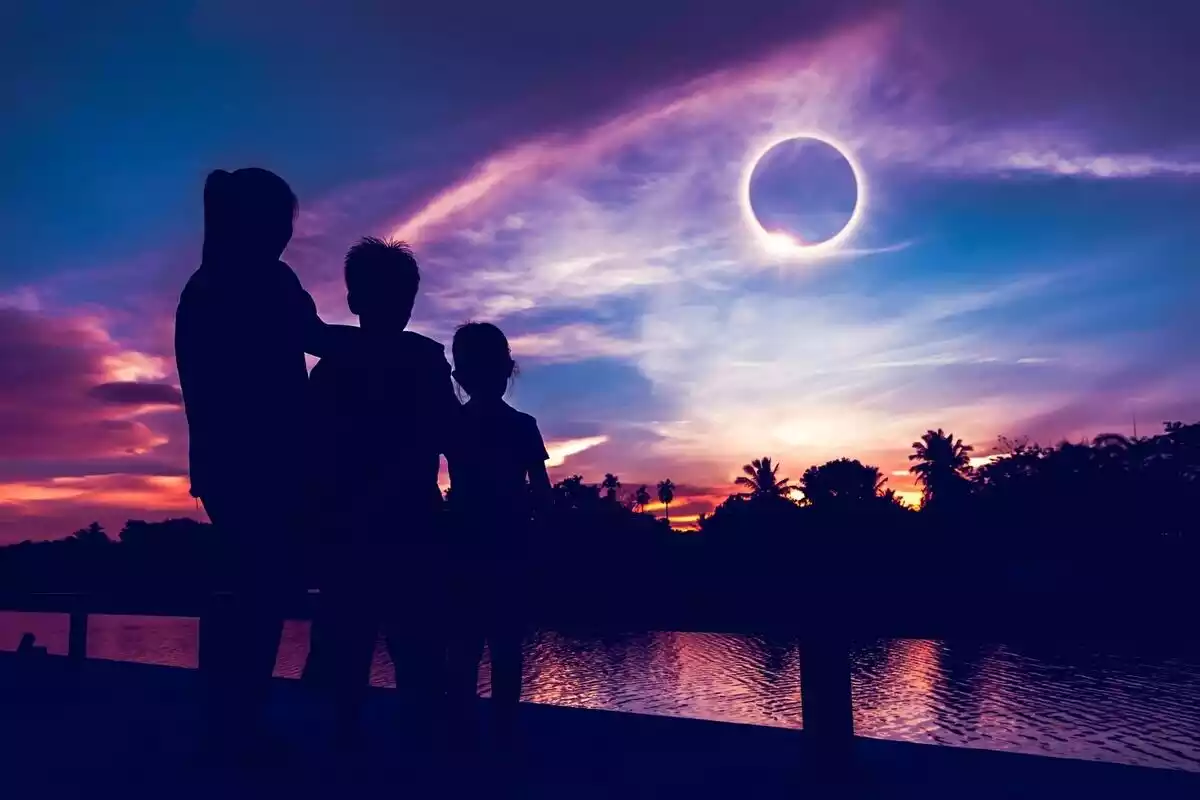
[2,614,1196,772]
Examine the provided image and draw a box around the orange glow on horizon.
[0,475,194,514]
[0,483,88,504]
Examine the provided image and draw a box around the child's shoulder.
[313,325,366,362]
[269,258,304,284]
[397,329,447,357]
[500,402,540,432]
[464,400,535,425]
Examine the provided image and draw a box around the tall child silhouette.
[303,237,458,744]
[445,322,552,745]
[174,168,349,756]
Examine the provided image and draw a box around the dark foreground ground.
[1,653,1197,799]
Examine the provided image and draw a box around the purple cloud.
[88,381,182,406]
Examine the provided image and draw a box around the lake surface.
[3,612,1198,772]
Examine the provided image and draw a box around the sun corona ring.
[739,132,867,258]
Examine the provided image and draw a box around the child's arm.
[298,299,358,360]
[526,418,553,513]
[431,348,461,460]
[528,460,552,513]
[276,261,358,359]
[302,360,342,557]
[305,360,342,495]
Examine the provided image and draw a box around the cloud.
[376,11,1200,371]
[867,127,1200,179]
[0,307,178,461]
[364,10,1200,495]
[545,435,609,469]
[509,324,641,363]
[0,307,192,542]
[623,269,1107,482]
[999,151,1200,179]
[101,351,169,382]
[386,16,1200,330]
[0,474,192,510]
[968,455,1000,469]
[0,287,41,312]
[87,381,182,407]
[0,457,186,484]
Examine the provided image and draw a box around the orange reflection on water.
[518,635,613,709]
[852,638,941,740]
[672,632,803,728]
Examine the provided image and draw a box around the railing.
[0,590,858,758]
[0,590,1187,762]
[0,590,317,663]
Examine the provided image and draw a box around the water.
[3,612,1198,772]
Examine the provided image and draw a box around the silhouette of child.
[302,237,458,744]
[445,322,551,744]
[177,168,350,504]
[175,167,355,758]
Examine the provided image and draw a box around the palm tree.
[909,429,973,506]
[656,479,676,523]
[601,473,621,502]
[634,485,651,512]
[734,457,793,500]
[799,458,886,508]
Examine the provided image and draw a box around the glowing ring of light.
[739,131,866,258]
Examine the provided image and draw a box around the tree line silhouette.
[2,421,1196,632]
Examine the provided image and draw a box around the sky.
[2,0,1200,541]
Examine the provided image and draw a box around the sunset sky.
[2,0,1199,541]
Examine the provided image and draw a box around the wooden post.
[68,608,88,664]
[800,637,854,766]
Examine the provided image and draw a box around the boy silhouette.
[303,237,458,744]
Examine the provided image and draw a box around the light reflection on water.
[2,612,1197,772]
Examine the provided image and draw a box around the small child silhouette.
[445,322,551,745]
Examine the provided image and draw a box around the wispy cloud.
[0,475,191,510]
[545,435,609,468]
[858,124,1200,179]
[367,11,1200,493]
[383,14,1200,350]
[508,324,641,363]
[633,278,1080,473]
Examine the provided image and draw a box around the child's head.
[452,322,515,401]
[344,237,419,330]
[202,167,297,264]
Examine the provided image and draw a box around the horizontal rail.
[0,590,1190,644]
[0,590,854,756]
[3,589,1196,761]
[0,591,317,620]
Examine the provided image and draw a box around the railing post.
[801,637,854,765]
[68,605,89,665]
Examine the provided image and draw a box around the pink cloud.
[0,307,180,461]
[387,15,896,246]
